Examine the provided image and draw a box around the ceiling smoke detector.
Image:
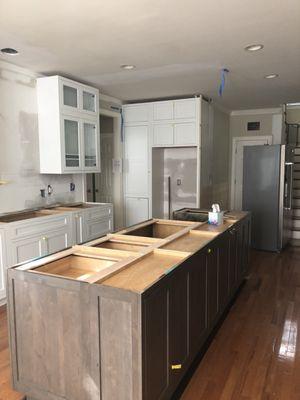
[1,47,19,55]
[244,44,264,52]
[120,64,136,70]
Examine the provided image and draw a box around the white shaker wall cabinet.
[37,76,100,174]
[122,96,212,226]
[151,99,199,147]
[123,105,152,227]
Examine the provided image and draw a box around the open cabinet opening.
[152,147,198,219]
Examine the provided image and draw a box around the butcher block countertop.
[14,212,248,293]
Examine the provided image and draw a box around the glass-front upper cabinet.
[83,90,96,113]
[37,75,100,174]
[63,116,81,171]
[83,120,100,171]
[62,83,78,109]
[60,77,98,116]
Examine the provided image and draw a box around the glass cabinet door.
[83,121,99,169]
[64,118,80,168]
[83,90,96,113]
[62,84,78,109]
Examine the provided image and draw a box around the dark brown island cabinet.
[7,212,250,400]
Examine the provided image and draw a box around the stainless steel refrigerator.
[243,144,294,252]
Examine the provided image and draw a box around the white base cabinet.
[0,203,113,303]
[125,197,149,226]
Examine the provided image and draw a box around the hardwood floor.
[1,247,300,400]
[182,247,300,400]
[0,305,24,400]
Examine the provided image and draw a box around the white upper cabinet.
[153,101,173,121]
[37,75,100,174]
[60,77,98,116]
[153,124,174,146]
[174,98,196,119]
[174,122,197,145]
[123,104,150,123]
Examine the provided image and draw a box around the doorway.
[86,111,124,229]
[231,135,273,210]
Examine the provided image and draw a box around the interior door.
[232,136,272,210]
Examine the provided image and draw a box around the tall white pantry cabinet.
[37,76,101,174]
[122,96,212,227]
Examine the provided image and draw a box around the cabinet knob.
[171,364,182,370]
[230,228,236,235]
[207,248,212,254]
[42,236,48,241]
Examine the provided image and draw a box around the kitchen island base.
[8,214,250,400]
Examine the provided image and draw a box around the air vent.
[247,121,260,131]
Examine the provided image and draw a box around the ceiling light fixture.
[244,44,264,52]
[0,47,19,55]
[264,74,279,79]
[120,64,136,70]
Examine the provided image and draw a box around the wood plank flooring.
[182,247,300,400]
[1,247,300,399]
[0,305,24,400]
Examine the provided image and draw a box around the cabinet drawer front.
[85,217,112,242]
[153,124,174,146]
[9,215,70,239]
[153,101,174,121]
[11,236,43,265]
[174,99,196,119]
[84,205,113,221]
[123,104,150,123]
[174,122,197,145]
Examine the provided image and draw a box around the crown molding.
[231,107,282,116]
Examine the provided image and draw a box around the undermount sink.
[0,210,57,223]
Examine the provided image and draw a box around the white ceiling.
[0,0,299,110]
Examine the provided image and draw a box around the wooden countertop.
[14,213,249,294]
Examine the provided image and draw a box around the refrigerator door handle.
[168,176,171,219]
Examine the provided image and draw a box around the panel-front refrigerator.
[243,144,294,252]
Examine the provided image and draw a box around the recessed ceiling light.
[244,44,264,52]
[1,47,19,55]
[120,64,136,70]
[264,74,279,79]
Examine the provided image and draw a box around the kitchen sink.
[124,221,189,239]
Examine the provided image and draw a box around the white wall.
[0,60,84,213]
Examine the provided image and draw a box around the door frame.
[230,135,273,209]
[82,107,124,228]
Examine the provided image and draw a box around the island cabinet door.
[142,281,169,400]
[168,266,189,388]
[228,226,238,296]
[217,232,230,313]
[206,243,219,328]
[188,250,208,357]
